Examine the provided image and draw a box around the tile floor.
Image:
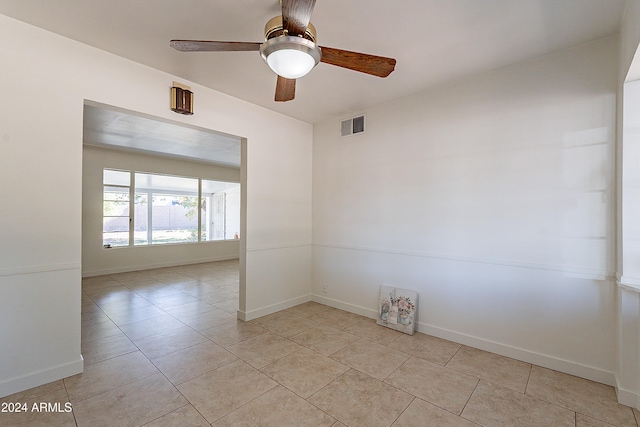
[2,260,639,426]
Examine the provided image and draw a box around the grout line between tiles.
[458,379,481,423]
[136,402,191,427]
[523,363,533,396]
[60,374,79,427]
[445,343,463,367]
[389,396,415,426]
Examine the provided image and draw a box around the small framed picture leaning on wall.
[377,285,417,335]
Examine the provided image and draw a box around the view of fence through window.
[103,169,240,248]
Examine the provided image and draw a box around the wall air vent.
[340,114,366,137]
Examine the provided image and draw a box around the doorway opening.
[81,101,246,318]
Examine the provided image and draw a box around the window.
[103,169,131,247]
[102,169,240,248]
[134,172,199,245]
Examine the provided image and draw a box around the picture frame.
[377,285,417,335]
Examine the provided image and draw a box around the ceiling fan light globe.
[267,49,316,79]
[260,36,322,80]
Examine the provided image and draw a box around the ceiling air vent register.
[341,115,365,137]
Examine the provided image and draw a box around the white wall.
[313,36,618,384]
[616,0,640,408]
[0,14,313,397]
[82,145,241,276]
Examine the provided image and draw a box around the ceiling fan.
[170,0,396,102]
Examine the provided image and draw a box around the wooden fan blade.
[275,76,296,102]
[170,40,261,52]
[319,46,396,77]
[282,0,316,36]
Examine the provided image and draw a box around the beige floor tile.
[285,301,333,318]
[290,324,360,356]
[391,332,461,365]
[1,379,65,402]
[309,369,413,427]
[104,304,167,326]
[90,289,145,306]
[212,385,335,427]
[0,388,75,427]
[200,320,268,347]
[391,398,478,427]
[81,297,100,309]
[109,272,153,283]
[83,283,129,298]
[133,325,208,359]
[118,314,185,340]
[344,318,404,345]
[213,298,239,314]
[260,312,319,337]
[127,282,184,297]
[161,300,216,318]
[81,319,122,343]
[462,380,575,427]
[166,280,209,293]
[177,359,277,423]
[97,298,157,319]
[526,366,637,427]
[143,404,210,427]
[331,422,347,427]
[82,278,122,290]
[152,341,238,385]
[330,338,410,380]
[81,332,138,365]
[178,308,237,331]
[64,351,158,402]
[147,272,189,282]
[385,356,479,415]
[260,348,350,398]
[81,309,111,326]
[446,345,531,393]
[576,413,622,427]
[308,308,368,330]
[73,373,187,427]
[212,283,238,294]
[199,289,238,305]
[155,275,199,285]
[226,332,304,368]
[250,311,289,325]
[143,292,202,309]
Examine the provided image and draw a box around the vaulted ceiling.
[0,0,626,124]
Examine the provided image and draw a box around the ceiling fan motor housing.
[264,15,317,42]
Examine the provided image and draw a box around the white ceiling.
[83,103,242,167]
[0,0,626,124]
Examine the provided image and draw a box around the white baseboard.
[311,293,617,390]
[0,356,84,398]
[615,375,640,408]
[239,294,311,321]
[312,295,378,319]
[82,255,238,277]
[416,322,616,388]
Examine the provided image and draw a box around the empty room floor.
[1,260,638,426]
